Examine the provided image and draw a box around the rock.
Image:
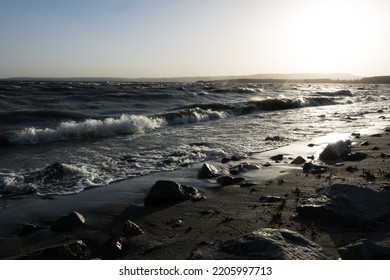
[344,152,368,161]
[221,157,231,164]
[319,140,351,161]
[121,220,144,238]
[265,136,284,141]
[262,162,272,167]
[144,180,201,206]
[308,143,315,147]
[51,211,86,231]
[229,162,260,175]
[240,182,257,188]
[297,184,390,226]
[270,154,284,161]
[290,156,306,165]
[19,240,90,260]
[217,176,245,186]
[18,223,44,237]
[371,133,382,137]
[372,146,380,150]
[39,162,67,179]
[338,239,390,260]
[198,163,218,179]
[360,141,370,146]
[191,228,328,260]
[259,195,282,203]
[345,165,358,172]
[303,162,327,174]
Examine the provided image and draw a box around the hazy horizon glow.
[1,0,389,78]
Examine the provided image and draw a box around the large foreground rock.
[191,228,328,260]
[297,184,390,226]
[144,180,202,206]
[319,140,351,161]
[338,239,390,260]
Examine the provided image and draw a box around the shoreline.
[1,125,389,259]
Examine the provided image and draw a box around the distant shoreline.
[1,74,390,84]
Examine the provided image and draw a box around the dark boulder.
[51,211,86,231]
[191,228,328,260]
[121,220,144,238]
[217,176,245,186]
[290,156,306,165]
[259,195,282,203]
[270,154,284,161]
[338,239,390,260]
[18,223,44,237]
[297,184,390,226]
[319,140,351,161]
[344,152,367,161]
[198,163,218,179]
[229,162,260,175]
[303,162,327,174]
[144,180,201,206]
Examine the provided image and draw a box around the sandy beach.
[1,125,389,260]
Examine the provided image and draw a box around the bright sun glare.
[285,0,378,73]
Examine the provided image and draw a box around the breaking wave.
[2,96,342,146]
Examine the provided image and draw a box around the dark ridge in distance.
[1,75,390,84]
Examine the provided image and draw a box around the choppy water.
[0,81,389,197]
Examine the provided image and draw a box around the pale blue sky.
[1,0,389,78]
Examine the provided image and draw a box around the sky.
[0,0,389,78]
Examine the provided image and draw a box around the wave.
[0,162,111,196]
[5,114,163,145]
[1,96,343,146]
[315,89,353,97]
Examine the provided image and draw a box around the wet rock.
[229,162,260,175]
[144,180,201,206]
[265,136,284,141]
[345,165,358,172]
[191,228,328,260]
[290,156,306,165]
[371,133,382,137]
[372,146,380,150]
[338,239,390,260]
[360,141,370,146]
[51,211,86,231]
[270,154,284,161]
[240,182,257,188]
[262,162,272,167]
[18,223,44,237]
[39,162,68,179]
[217,176,245,186]
[198,163,218,179]
[308,143,315,147]
[319,140,351,161]
[297,184,390,226]
[121,220,144,238]
[221,157,231,164]
[19,240,90,260]
[303,162,327,174]
[259,195,282,203]
[344,152,368,161]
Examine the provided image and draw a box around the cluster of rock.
[16,211,144,260]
